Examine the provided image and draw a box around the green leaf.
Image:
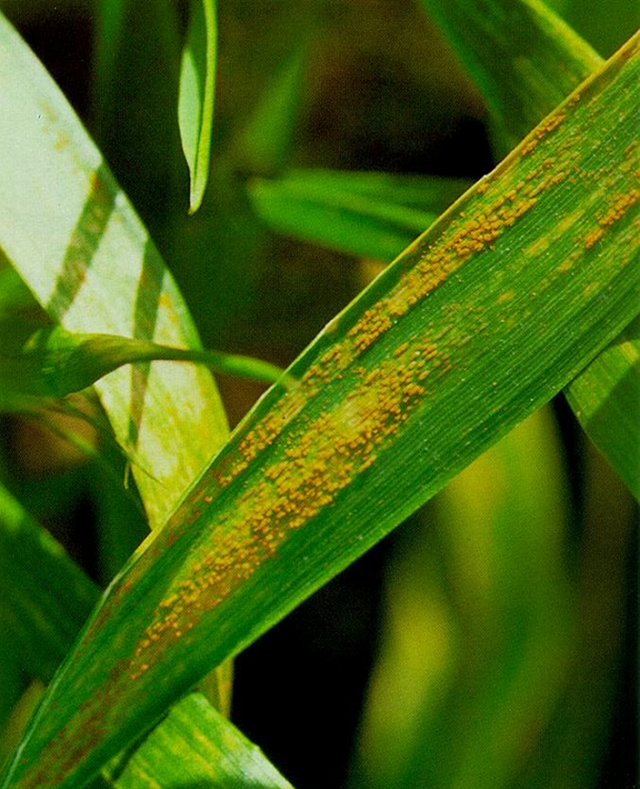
[178,0,217,214]
[565,315,640,499]
[420,0,639,495]
[352,409,574,789]
[0,485,293,788]
[519,443,636,789]
[0,10,229,530]
[0,326,289,404]
[3,35,638,789]
[0,485,99,683]
[248,169,471,260]
[420,0,600,154]
[233,38,309,176]
[104,693,294,789]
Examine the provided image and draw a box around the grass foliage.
[0,1,637,788]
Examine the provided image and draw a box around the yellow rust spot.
[584,188,639,249]
[584,227,605,249]
[126,97,597,679]
[525,235,551,257]
[583,282,600,299]
[127,331,455,678]
[203,124,581,498]
[520,112,567,156]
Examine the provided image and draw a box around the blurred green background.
[0,1,637,787]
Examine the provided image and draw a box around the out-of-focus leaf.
[233,37,308,176]
[559,0,640,58]
[0,10,229,530]
[352,409,574,789]
[248,170,471,260]
[421,0,639,496]
[3,36,638,789]
[179,0,217,214]
[519,442,637,789]
[421,0,600,153]
[0,484,293,788]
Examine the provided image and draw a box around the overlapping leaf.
[0,485,293,788]
[421,0,639,496]
[0,325,287,406]
[248,170,471,260]
[1,31,637,788]
[0,4,233,763]
[0,10,228,530]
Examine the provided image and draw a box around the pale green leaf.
[2,35,638,789]
[104,693,294,789]
[0,10,228,530]
[179,0,217,213]
[0,6,233,725]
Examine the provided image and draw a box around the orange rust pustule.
[520,111,567,156]
[206,141,577,497]
[131,92,591,674]
[128,331,454,679]
[584,187,639,249]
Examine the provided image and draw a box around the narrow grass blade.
[0,10,229,530]
[421,0,639,494]
[0,485,293,788]
[351,409,574,789]
[179,0,217,213]
[248,170,471,260]
[2,326,289,402]
[2,36,638,789]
